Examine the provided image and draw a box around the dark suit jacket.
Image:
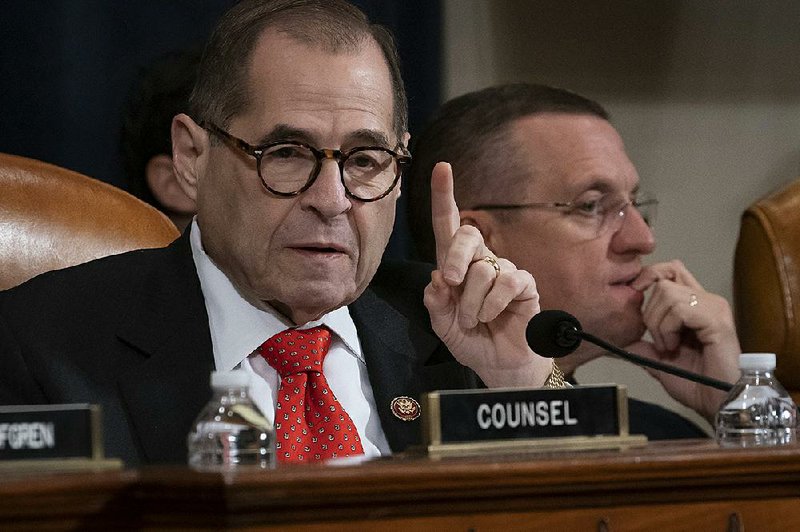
[0,232,707,466]
[0,232,478,465]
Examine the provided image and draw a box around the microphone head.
[526,310,583,358]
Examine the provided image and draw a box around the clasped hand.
[422,162,552,387]
[627,261,741,420]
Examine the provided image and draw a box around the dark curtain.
[353,1,442,259]
[0,0,441,260]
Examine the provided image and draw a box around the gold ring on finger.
[482,255,500,277]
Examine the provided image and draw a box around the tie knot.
[258,326,331,377]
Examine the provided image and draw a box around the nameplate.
[422,385,646,456]
[0,404,104,460]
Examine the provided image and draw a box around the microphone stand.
[580,331,733,392]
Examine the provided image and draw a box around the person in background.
[120,50,200,231]
[407,83,740,439]
[0,1,555,466]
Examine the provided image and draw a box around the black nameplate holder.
[422,385,647,457]
[0,404,121,471]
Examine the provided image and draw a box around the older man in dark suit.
[0,1,555,465]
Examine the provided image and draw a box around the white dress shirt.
[189,221,391,458]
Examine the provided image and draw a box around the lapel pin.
[390,396,421,421]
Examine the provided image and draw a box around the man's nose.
[298,158,351,217]
[611,205,655,255]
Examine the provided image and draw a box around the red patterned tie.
[258,326,364,463]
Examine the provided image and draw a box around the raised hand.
[422,162,552,387]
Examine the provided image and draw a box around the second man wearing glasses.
[408,83,741,437]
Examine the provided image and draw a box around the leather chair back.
[734,178,800,395]
[0,152,180,290]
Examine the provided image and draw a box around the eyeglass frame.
[201,121,411,202]
[468,195,658,236]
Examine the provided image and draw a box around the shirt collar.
[189,220,362,371]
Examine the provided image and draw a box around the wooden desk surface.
[2,439,799,530]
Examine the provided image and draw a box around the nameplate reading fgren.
[0,404,104,461]
[422,385,647,456]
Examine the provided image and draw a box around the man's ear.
[460,209,500,253]
[170,113,208,202]
[145,154,197,214]
[401,131,411,149]
[393,131,411,199]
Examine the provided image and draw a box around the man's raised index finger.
[430,162,460,266]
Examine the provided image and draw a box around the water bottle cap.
[739,352,776,370]
[210,369,252,389]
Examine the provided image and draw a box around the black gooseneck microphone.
[526,309,733,392]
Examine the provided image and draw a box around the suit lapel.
[115,232,214,464]
[350,288,475,453]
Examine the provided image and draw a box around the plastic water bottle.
[715,353,797,447]
[187,369,276,470]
